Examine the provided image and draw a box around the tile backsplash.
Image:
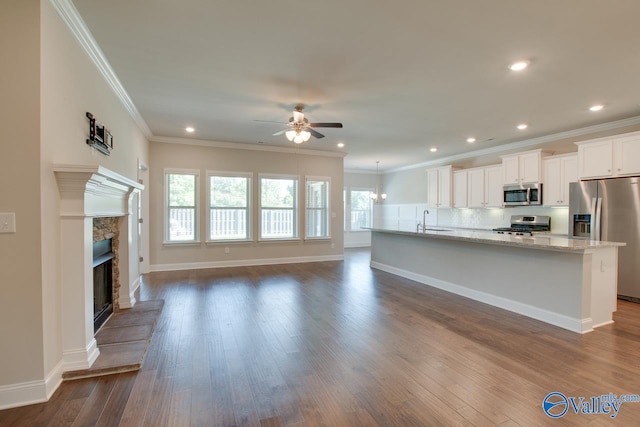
[374,204,569,235]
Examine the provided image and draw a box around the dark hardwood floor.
[3,249,640,426]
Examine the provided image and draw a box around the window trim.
[206,170,253,243]
[346,186,374,233]
[304,176,331,240]
[164,168,200,244]
[259,173,300,241]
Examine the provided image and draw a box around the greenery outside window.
[208,172,251,241]
[260,175,298,239]
[165,170,199,242]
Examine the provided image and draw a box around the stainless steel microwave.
[503,183,542,206]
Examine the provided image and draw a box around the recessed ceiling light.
[509,60,529,71]
[430,147,438,152]
[589,105,604,112]
[185,126,195,133]
[517,123,528,130]
[337,142,345,148]
[466,137,476,143]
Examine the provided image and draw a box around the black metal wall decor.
[86,112,113,155]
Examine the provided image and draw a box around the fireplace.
[93,238,114,332]
[54,165,144,372]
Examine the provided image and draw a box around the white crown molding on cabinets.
[150,136,348,158]
[49,0,153,139]
[388,115,640,174]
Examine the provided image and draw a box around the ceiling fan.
[256,104,343,144]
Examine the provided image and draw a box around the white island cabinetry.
[370,228,624,334]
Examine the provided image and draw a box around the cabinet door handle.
[618,168,621,171]
[608,169,611,172]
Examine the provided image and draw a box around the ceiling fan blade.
[309,122,343,128]
[272,129,288,136]
[308,128,325,139]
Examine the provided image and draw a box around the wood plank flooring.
[3,249,640,426]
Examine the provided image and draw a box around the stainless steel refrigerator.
[569,177,640,302]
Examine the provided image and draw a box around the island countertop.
[368,227,625,253]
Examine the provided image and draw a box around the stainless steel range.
[493,215,551,236]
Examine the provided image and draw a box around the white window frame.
[305,176,331,240]
[346,187,374,232]
[164,168,200,244]
[206,171,252,243]
[259,173,299,241]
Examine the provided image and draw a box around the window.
[348,188,373,231]
[165,170,199,242]
[306,178,330,239]
[208,173,251,241]
[260,175,298,239]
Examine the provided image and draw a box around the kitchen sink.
[424,228,452,232]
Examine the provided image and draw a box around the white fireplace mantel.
[54,164,144,372]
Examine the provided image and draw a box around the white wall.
[149,141,344,269]
[0,0,149,408]
[0,0,45,389]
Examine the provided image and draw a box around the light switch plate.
[0,212,16,233]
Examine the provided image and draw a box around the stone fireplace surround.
[54,165,143,372]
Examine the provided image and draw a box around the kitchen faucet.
[417,209,430,232]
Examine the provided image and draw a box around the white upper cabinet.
[453,170,468,208]
[426,166,457,208]
[467,168,485,208]
[577,132,640,179]
[543,154,578,206]
[501,150,548,184]
[615,134,640,176]
[466,165,502,208]
[484,165,504,207]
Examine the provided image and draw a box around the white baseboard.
[150,254,344,272]
[62,338,100,372]
[118,277,139,309]
[371,261,587,334]
[0,361,63,410]
[344,243,371,248]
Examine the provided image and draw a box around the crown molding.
[387,115,640,174]
[150,136,348,158]
[49,0,153,139]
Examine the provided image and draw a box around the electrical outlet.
[331,243,335,249]
[224,247,230,254]
[0,213,16,233]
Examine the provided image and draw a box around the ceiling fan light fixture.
[285,130,297,141]
[300,130,311,142]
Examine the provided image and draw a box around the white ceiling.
[71,0,640,171]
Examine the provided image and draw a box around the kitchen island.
[370,228,625,333]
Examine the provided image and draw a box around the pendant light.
[370,161,387,202]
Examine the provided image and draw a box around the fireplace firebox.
[93,238,114,332]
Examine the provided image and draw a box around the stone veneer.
[93,217,121,311]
